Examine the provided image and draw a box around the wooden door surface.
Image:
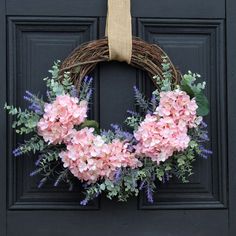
[0,0,236,235]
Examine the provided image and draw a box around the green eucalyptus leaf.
[100,183,106,191]
[195,92,209,116]
[180,83,195,98]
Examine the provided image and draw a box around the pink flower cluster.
[36,89,201,182]
[37,94,87,144]
[59,128,141,183]
[155,90,199,128]
[134,90,201,164]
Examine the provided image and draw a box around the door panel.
[138,19,227,209]
[7,17,99,210]
[0,0,235,235]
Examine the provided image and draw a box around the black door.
[1,0,236,235]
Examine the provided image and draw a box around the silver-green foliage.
[4,61,78,190]
[82,139,200,203]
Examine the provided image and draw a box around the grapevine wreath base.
[60,37,181,89]
[5,37,211,205]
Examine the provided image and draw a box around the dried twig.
[60,37,181,90]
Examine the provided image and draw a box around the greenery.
[153,56,172,94]
[4,105,40,135]
[82,135,200,203]
[180,71,209,116]
[5,58,211,205]
[4,61,78,190]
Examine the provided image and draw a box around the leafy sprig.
[44,60,74,99]
[81,135,203,204]
[4,104,40,135]
[180,71,209,116]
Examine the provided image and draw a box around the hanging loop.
[105,0,132,64]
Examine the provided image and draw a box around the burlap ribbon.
[106,0,132,64]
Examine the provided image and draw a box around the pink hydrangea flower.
[59,128,142,183]
[155,90,200,128]
[134,114,190,164]
[37,94,87,144]
[134,90,200,164]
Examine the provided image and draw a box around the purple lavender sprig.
[54,169,69,187]
[133,86,149,111]
[111,124,133,141]
[100,129,112,137]
[23,90,34,102]
[46,90,52,101]
[30,168,42,177]
[200,120,208,128]
[146,184,154,203]
[127,110,139,117]
[162,172,171,184]
[79,76,93,102]
[23,90,43,114]
[198,133,210,142]
[199,146,213,159]
[86,88,93,101]
[197,121,210,142]
[54,175,63,187]
[80,198,89,206]
[68,182,74,191]
[84,76,93,86]
[193,120,213,159]
[139,180,146,190]
[150,94,158,112]
[70,85,79,98]
[166,172,171,181]
[28,103,43,115]
[114,168,122,183]
[35,155,43,166]
[37,177,47,188]
[12,147,23,157]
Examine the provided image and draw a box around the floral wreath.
[5,37,211,205]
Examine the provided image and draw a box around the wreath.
[5,37,211,205]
